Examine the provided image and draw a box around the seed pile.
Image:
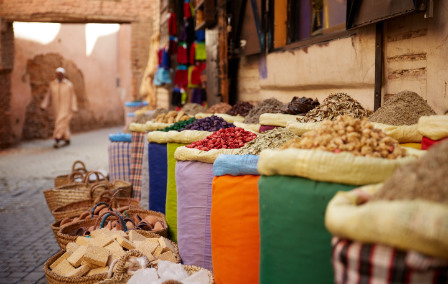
[284,116,407,159]
[369,90,436,125]
[226,101,254,117]
[182,116,235,132]
[237,128,296,155]
[297,93,370,123]
[149,108,169,120]
[281,96,320,115]
[243,98,284,124]
[186,127,257,151]
[372,140,448,203]
[154,111,191,124]
[182,103,206,116]
[205,102,232,114]
[159,118,196,132]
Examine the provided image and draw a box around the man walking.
[41,67,78,148]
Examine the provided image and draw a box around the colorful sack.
[258,175,356,284]
[108,142,131,182]
[148,142,168,214]
[174,146,239,164]
[213,154,259,176]
[421,135,448,150]
[417,115,448,140]
[130,131,146,199]
[211,175,260,284]
[176,160,214,270]
[259,125,276,133]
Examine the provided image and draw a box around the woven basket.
[54,160,88,188]
[43,250,108,284]
[123,209,168,238]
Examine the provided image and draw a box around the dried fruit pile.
[284,116,407,159]
[149,108,169,120]
[182,116,235,132]
[237,128,296,155]
[226,101,254,117]
[369,90,436,125]
[243,98,284,124]
[373,140,448,203]
[186,127,257,151]
[297,93,371,123]
[182,103,206,116]
[159,118,196,132]
[154,111,191,124]
[205,102,232,114]
[281,96,320,115]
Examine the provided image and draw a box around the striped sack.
[130,131,146,200]
[108,142,131,182]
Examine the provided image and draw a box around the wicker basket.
[123,209,168,238]
[43,250,108,284]
[54,160,88,188]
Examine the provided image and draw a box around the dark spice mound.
[226,101,254,117]
[243,98,284,124]
[281,96,320,115]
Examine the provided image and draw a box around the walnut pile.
[153,111,191,124]
[283,116,407,159]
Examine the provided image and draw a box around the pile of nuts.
[182,116,235,132]
[283,116,407,159]
[226,101,254,117]
[159,118,196,132]
[186,127,257,151]
[205,102,232,114]
[154,111,191,124]
[49,230,178,278]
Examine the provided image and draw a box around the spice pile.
[369,90,436,125]
[297,93,370,123]
[226,101,254,117]
[284,116,407,159]
[149,108,168,120]
[372,140,448,203]
[159,118,196,132]
[281,97,320,115]
[205,102,232,114]
[243,98,284,124]
[154,111,191,124]
[186,127,257,151]
[237,128,296,155]
[182,103,206,116]
[182,116,235,132]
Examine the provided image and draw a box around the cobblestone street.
[0,127,123,283]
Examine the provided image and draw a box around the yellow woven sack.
[325,184,448,259]
[145,122,173,131]
[174,146,239,164]
[147,130,210,144]
[234,122,260,133]
[371,122,421,143]
[147,131,171,143]
[259,113,303,127]
[257,148,421,185]
[286,121,321,136]
[129,123,147,133]
[195,113,245,123]
[418,115,448,140]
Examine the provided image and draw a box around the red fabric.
[189,42,196,65]
[168,13,177,35]
[191,63,206,85]
[177,44,188,64]
[174,69,188,86]
[183,2,191,19]
[168,39,177,55]
[259,125,277,133]
[157,49,163,66]
[421,136,448,150]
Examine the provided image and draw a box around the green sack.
[166,142,187,242]
[258,175,356,284]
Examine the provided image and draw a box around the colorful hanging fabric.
[181,87,187,105]
[196,30,205,41]
[195,42,206,61]
[172,87,182,106]
[154,66,163,86]
[168,36,178,55]
[188,65,199,88]
[191,62,206,85]
[174,65,188,86]
[184,0,191,19]
[162,48,170,68]
[168,12,178,35]
[191,88,203,104]
[189,42,196,65]
[177,42,188,64]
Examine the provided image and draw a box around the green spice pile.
[243,98,284,124]
[158,117,196,132]
[297,93,370,123]
[237,128,296,155]
[369,90,436,125]
[372,140,448,203]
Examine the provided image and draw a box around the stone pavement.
[0,126,148,283]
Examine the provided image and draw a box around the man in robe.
[41,67,78,148]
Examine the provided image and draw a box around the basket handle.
[91,202,111,219]
[71,160,87,172]
[95,211,128,232]
[89,182,112,199]
[83,171,108,185]
[110,188,134,211]
[93,190,114,205]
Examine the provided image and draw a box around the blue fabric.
[109,133,132,142]
[125,101,148,107]
[213,154,260,177]
[126,113,135,117]
[160,68,172,84]
[154,67,164,86]
[148,142,168,213]
[162,49,170,68]
[177,64,188,70]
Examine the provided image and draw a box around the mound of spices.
[159,117,196,132]
[182,103,206,116]
[182,116,235,132]
[369,90,436,125]
[297,93,370,123]
[226,101,254,117]
[205,102,232,114]
[237,128,296,155]
[243,98,284,124]
[186,127,257,151]
[372,140,448,203]
[281,97,320,115]
[284,115,406,159]
[149,108,168,120]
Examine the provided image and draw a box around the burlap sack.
[145,122,172,131]
[234,122,260,133]
[325,184,448,259]
[128,123,147,133]
[286,121,321,136]
[194,113,245,123]
[371,122,422,143]
[174,146,239,164]
[259,113,303,127]
[147,130,210,144]
[418,115,448,140]
[257,148,422,185]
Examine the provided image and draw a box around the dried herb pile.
[243,98,284,124]
[237,128,296,155]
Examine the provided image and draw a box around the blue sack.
[148,142,168,213]
[213,154,260,177]
[109,132,132,142]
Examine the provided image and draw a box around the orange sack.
[211,175,260,284]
